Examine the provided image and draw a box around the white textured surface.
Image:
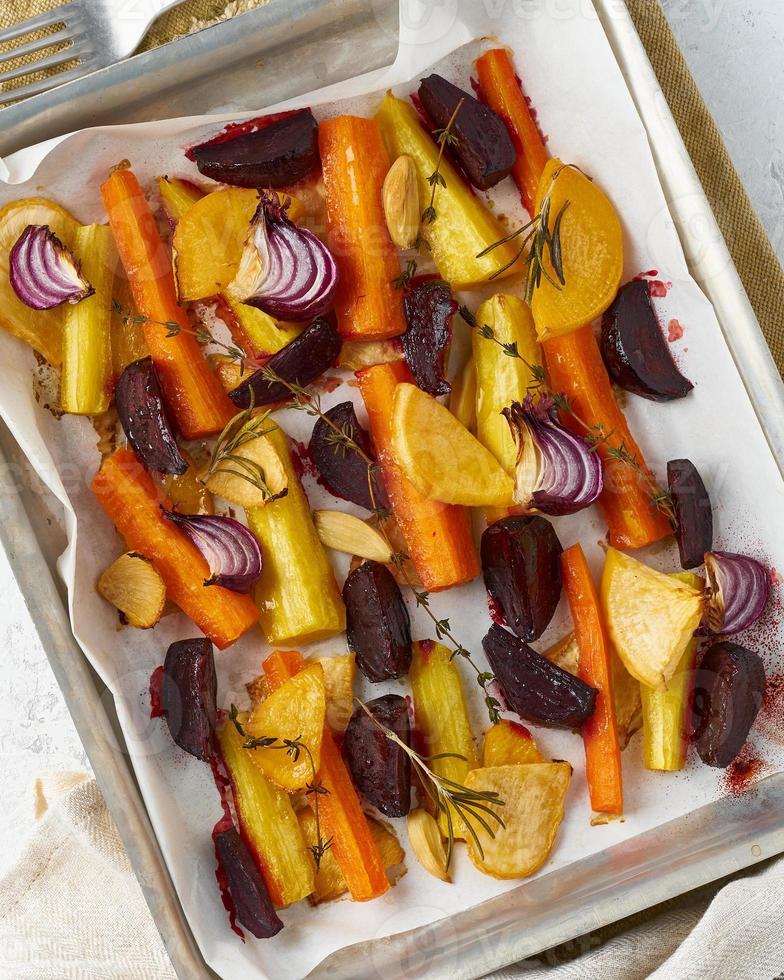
[0,0,782,879]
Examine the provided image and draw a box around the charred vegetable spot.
[667,458,713,570]
[214,828,284,939]
[401,278,456,397]
[308,401,388,512]
[115,357,188,475]
[481,515,563,642]
[600,279,693,402]
[482,624,597,729]
[344,694,412,817]
[192,109,319,188]
[149,665,166,719]
[162,637,217,761]
[418,74,515,190]
[344,561,412,682]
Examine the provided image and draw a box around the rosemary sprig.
[205,395,278,498]
[421,97,464,226]
[354,698,504,869]
[229,705,332,869]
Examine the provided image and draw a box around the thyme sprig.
[205,394,278,499]
[229,705,332,869]
[421,97,464,226]
[354,698,505,868]
[393,257,419,290]
[258,368,502,723]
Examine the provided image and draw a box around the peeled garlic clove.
[314,510,393,563]
[406,809,451,882]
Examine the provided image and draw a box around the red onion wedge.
[227,191,338,321]
[9,224,93,310]
[503,395,603,515]
[703,551,770,635]
[163,511,263,593]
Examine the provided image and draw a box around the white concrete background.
[1,1,783,874]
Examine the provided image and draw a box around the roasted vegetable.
[96,552,167,629]
[410,640,478,837]
[157,176,204,224]
[228,316,341,409]
[483,624,597,729]
[204,416,288,510]
[703,551,770,636]
[308,401,388,512]
[218,715,315,907]
[449,353,477,432]
[401,278,456,397]
[344,561,412,682]
[464,764,571,879]
[482,720,544,766]
[315,654,356,734]
[115,358,188,475]
[601,280,693,401]
[667,458,713,570]
[314,511,392,564]
[163,512,263,593]
[192,109,319,188]
[110,275,149,377]
[692,641,766,768]
[161,638,217,761]
[406,809,449,882]
[319,115,406,340]
[216,295,302,359]
[92,449,258,649]
[344,695,411,817]
[481,515,563,642]
[214,828,284,939]
[382,154,420,249]
[339,338,404,372]
[390,382,515,507]
[162,451,214,516]
[246,425,346,645]
[375,92,521,288]
[10,223,92,311]
[418,74,515,190]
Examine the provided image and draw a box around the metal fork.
[0,0,187,106]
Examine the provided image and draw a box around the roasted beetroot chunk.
[214,828,284,939]
[115,357,187,475]
[344,694,411,817]
[229,316,341,408]
[481,515,563,642]
[344,561,412,682]
[667,458,713,569]
[483,624,597,729]
[692,641,766,768]
[308,401,388,511]
[162,638,217,761]
[601,279,693,401]
[192,109,319,188]
[417,74,515,190]
[402,278,456,396]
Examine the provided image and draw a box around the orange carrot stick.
[92,449,258,649]
[357,361,479,591]
[544,327,671,550]
[319,116,406,341]
[561,543,623,816]
[101,168,234,439]
[263,650,389,901]
[475,48,550,215]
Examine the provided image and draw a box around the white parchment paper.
[1,2,784,978]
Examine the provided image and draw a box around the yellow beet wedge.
[601,548,704,691]
[390,383,515,507]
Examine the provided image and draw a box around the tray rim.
[1,1,783,978]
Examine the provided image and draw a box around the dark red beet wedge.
[667,458,713,569]
[192,109,319,188]
[692,641,765,768]
[308,401,388,511]
[402,278,456,396]
[601,279,693,401]
[483,624,597,729]
[214,828,284,939]
[418,74,515,190]
[344,561,412,682]
[229,316,341,408]
[162,638,217,761]
[115,357,187,474]
[343,694,411,817]
[481,515,563,642]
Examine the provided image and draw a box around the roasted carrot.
[319,116,406,341]
[561,543,623,816]
[544,327,671,549]
[262,650,389,902]
[475,48,550,215]
[358,361,479,591]
[100,167,234,439]
[92,448,258,649]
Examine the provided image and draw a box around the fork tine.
[0,27,76,66]
[0,62,89,106]
[0,43,88,87]
[0,4,76,47]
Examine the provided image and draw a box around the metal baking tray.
[1,2,783,978]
